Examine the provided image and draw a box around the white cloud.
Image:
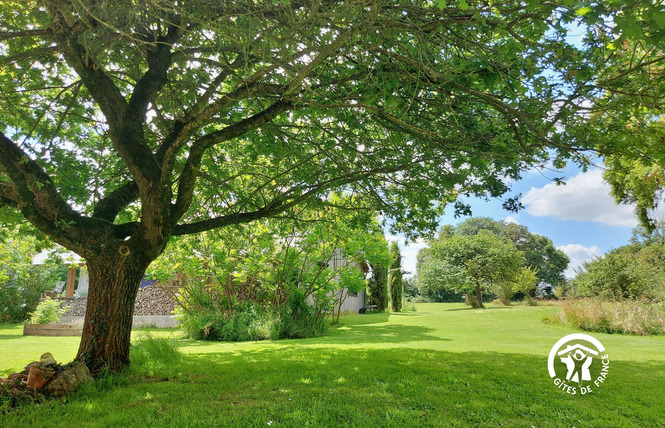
[504,214,520,225]
[557,243,602,278]
[385,235,427,278]
[522,169,638,227]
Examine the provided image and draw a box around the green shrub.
[389,242,403,312]
[175,287,327,342]
[493,283,514,306]
[177,304,274,342]
[367,262,389,311]
[277,289,327,339]
[0,238,65,323]
[560,298,665,335]
[27,297,67,324]
[573,244,665,301]
[389,268,403,312]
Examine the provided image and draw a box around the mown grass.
[2,303,665,427]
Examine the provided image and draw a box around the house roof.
[32,248,84,265]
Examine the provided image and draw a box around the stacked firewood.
[59,284,179,317]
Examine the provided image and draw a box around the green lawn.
[2,303,665,427]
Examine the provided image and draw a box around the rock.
[40,352,57,366]
[42,363,93,397]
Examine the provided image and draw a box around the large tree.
[419,230,525,308]
[433,217,569,293]
[0,1,655,373]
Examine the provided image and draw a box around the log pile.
[134,284,179,315]
[60,283,179,317]
[0,353,93,403]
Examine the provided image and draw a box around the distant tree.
[389,241,403,312]
[454,218,506,237]
[431,218,568,295]
[511,266,539,304]
[416,251,465,302]
[504,223,569,296]
[421,231,525,308]
[367,238,390,311]
[402,276,420,301]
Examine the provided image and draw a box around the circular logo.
[548,333,609,395]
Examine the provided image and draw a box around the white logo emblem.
[548,333,609,395]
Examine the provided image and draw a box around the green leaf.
[575,7,593,17]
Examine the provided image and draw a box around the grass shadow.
[444,306,514,312]
[310,322,445,345]
[4,347,663,427]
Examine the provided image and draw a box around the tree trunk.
[76,249,153,375]
[474,284,484,309]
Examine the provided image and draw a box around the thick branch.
[55,29,128,126]
[54,23,161,193]
[0,29,53,42]
[0,132,90,251]
[128,23,183,121]
[0,181,18,207]
[172,100,293,218]
[92,181,139,222]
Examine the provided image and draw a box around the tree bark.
[75,248,154,375]
[474,284,484,309]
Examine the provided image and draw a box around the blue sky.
[388,163,640,279]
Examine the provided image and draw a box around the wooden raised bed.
[23,323,83,337]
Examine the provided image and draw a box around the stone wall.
[60,284,179,316]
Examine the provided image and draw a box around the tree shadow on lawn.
[175,348,665,427]
[0,335,22,340]
[172,318,446,351]
[443,306,514,312]
[5,347,662,428]
[305,322,447,345]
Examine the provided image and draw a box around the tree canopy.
[428,217,568,293]
[573,222,665,301]
[0,0,663,372]
[418,230,524,308]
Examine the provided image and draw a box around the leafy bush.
[0,237,64,323]
[152,200,391,340]
[27,298,67,324]
[494,266,539,305]
[559,298,665,335]
[574,244,665,301]
[175,283,327,342]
